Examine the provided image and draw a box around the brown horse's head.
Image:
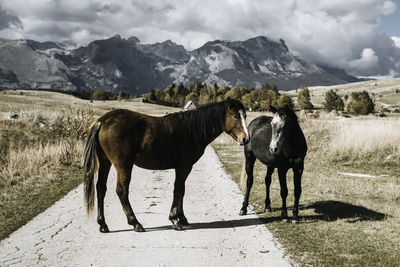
[224,98,249,145]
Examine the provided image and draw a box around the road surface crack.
[51,220,72,239]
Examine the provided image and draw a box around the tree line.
[143,81,295,111]
[143,81,375,115]
[323,89,374,115]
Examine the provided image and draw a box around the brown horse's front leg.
[169,167,192,230]
[177,198,189,225]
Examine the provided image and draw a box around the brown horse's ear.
[270,105,278,113]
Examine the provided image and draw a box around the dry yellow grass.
[328,118,400,157]
[1,139,83,186]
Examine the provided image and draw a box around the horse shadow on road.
[108,200,387,233]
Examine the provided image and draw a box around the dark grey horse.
[239,106,307,223]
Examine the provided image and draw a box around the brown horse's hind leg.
[115,164,145,232]
[240,151,256,216]
[97,153,111,233]
[169,167,192,230]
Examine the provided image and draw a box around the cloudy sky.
[1,0,400,78]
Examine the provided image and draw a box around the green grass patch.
[0,164,82,240]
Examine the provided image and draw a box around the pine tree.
[347,91,374,115]
[277,95,294,109]
[324,89,344,111]
[297,86,314,110]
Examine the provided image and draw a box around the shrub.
[50,107,95,140]
[347,91,374,115]
[277,95,294,109]
[297,85,314,110]
[91,90,108,101]
[117,91,128,101]
[324,89,344,111]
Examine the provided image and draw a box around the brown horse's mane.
[176,101,226,142]
[175,98,245,142]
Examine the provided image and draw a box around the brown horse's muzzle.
[237,133,249,146]
[240,135,249,145]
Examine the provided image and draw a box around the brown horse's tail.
[83,121,101,215]
[239,161,247,193]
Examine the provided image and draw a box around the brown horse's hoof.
[239,209,247,216]
[99,225,110,233]
[134,223,145,232]
[282,218,290,223]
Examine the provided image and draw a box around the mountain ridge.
[0,35,361,94]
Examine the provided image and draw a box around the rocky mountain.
[138,39,190,64]
[0,38,75,90]
[0,35,361,94]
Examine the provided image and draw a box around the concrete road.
[0,146,291,267]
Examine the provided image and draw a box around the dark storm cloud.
[0,5,22,31]
[42,1,122,23]
[131,1,174,13]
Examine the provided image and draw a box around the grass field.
[1,85,400,266]
[212,110,400,266]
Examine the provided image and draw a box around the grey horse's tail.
[83,121,101,215]
[239,161,247,193]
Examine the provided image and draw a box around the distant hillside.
[286,77,400,110]
[0,35,361,94]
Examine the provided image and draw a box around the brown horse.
[83,98,249,232]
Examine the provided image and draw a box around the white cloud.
[392,36,400,48]
[348,48,379,74]
[0,0,399,77]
